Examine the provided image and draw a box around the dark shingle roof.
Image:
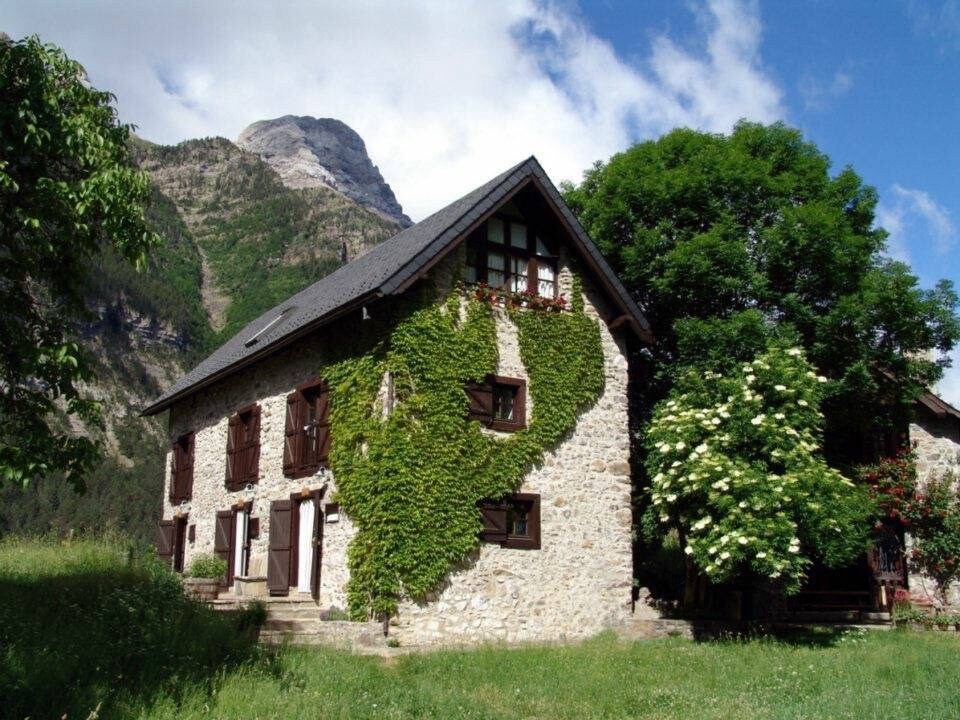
[917,390,960,422]
[143,156,650,415]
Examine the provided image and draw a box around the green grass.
[0,535,261,720]
[3,537,959,720]
[137,630,960,720]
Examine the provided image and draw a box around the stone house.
[144,157,653,645]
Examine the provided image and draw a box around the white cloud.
[907,0,960,54]
[2,0,784,220]
[877,184,956,262]
[799,70,852,111]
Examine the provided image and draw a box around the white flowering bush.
[646,344,872,594]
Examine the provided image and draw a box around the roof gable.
[144,156,650,416]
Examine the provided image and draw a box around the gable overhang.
[382,160,654,344]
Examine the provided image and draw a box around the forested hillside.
[0,132,401,542]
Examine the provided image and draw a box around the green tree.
[564,122,959,462]
[0,36,157,490]
[646,344,873,593]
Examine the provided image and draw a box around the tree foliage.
[564,122,960,460]
[645,344,873,593]
[0,36,157,489]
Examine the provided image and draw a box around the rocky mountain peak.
[237,115,411,227]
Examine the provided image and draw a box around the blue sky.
[4,0,958,401]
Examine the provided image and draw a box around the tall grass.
[0,534,260,720]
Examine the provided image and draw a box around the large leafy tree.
[564,122,959,464]
[0,35,156,490]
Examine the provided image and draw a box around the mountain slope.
[0,123,404,543]
[133,135,400,341]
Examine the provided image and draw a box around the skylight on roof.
[244,306,295,348]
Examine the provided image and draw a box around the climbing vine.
[314,277,604,618]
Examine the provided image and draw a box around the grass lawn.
[139,630,959,720]
[2,536,958,720]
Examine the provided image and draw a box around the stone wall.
[161,249,638,643]
[908,412,960,609]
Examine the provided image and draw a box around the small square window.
[478,493,541,549]
[466,375,526,432]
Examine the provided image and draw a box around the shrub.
[857,450,918,523]
[645,343,873,594]
[237,599,267,630]
[907,472,960,604]
[188,553,227,579]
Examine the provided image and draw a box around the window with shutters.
[226,403,261,490]
[477,493,541,549]
[169,432,195,503]
[283,379,330,479]
[463,216,558,297]
[466,375,526,432]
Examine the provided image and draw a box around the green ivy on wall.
[316,277,605,618]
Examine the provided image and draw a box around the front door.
[296,499,315,594]
[294,496,323,602]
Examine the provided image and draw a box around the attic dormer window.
[244,306,294,347]
[464,217,557,298]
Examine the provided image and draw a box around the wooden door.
[268,500,294,596]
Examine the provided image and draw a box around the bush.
[238,599,267,629]
[645,343,872,594]
[906,471,960,604]
[187,553,227,579]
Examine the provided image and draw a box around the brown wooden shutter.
[315,387,331,463]
[283,392,301,477]
[168,454,178,503]
[268,500,294,595]
[185,433,195,498]
[478,500,508,543]
[156,520,175,565]
[466,381,494,424]
[171,433,195,502]
[225,415,239,490]
[214,510,234,587]
[246,404,261,482]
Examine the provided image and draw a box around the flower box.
[183,577,220,601]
